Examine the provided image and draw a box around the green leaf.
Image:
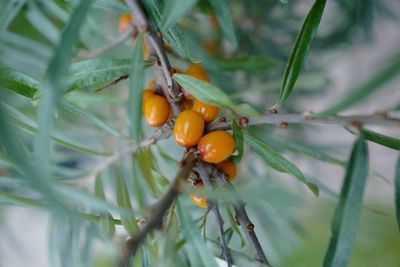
[231,103,260,117]
[323,134,368,267]
[140,246,151,267]
[137,148,158,195]
[115,166,139,236]
[0,0,26,33]
[395,155,400,234]
[162,0,198,31]
[95,175,116,239]
[319,55,400,116]
[35,0,94,178]
[212,55,278,72]
[231,119,243,163]
[243,133,319,196]
[224,202,245,247]
[174,74,233,107]
[275,0,326,108]
[60,98,127,139]
[0,68,39,98]
[175,198,219,267]
[128,33,145,141]
[142,0,191,60]
[93,0,130,12]
[360,129,400,151]
[209,0,238,49]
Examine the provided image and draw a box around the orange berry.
[217,161,237,181]
[193,99,219,123]
[197,131,235,163]
[118,14,131,33]
[189,181,207,208]
[141,89,155,114]
[144,95,170,127]
[174,67,183,74]
[186,64,207,76]
[183,98,193,110]
[164,43,171,50]
[174,110,204,147]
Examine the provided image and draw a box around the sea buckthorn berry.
[174,110,204,147]
[197,131,235,163]
[142,89,155,114]
[183,98,193,110]
[118,14,131,33]
[189,182,207,208]
[186,64,207,76]
[217,161,237,182]
[144,95,170,127]
[193,99,220,123]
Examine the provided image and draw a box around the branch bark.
[117,152,197,267]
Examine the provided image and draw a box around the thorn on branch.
[279,122,289,128]
[268,108,278,114]
[239,117,249,128]
[246,223,255,232]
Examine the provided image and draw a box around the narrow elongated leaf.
[224,202,245,247]
[0,0,26,33]
[115,166,139,236]
[60,98,127,139]
[275,0,326,108]
[209,0,238,49]
[93,0,130,12]
[162,0,198,31]
[319,55,400,116]
[360,129,400,151]
[25,2,60,44]
[128,33,145,141]
[35,0,94,177]
[395,155,400,234]
[323,135,368,267]
[243,133,319,196]
[174,74,233,107]
[136,148,158,195]
[95,175,116,239]
[0,68,39,98]
[231,119,243,163]
[140,246,151,266]
[175,198,219,267]
[212,55,278,72]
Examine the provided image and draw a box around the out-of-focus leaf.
[231,120,243,163]
[0,0,26,33]
[95,175,116,239]
[0,68,39,98]
[128,33,144,141]
[115,166,139,236]
[231,103,260,117]
[243,133,319,196]
[162,0,198,31]
[275,0,326,108]
[319,55,400,116]
[93,0,130,12]
[140,246,151,267]
[142,0,191,60]
[395,155,400,234]
[174,74,233,108]
[212,55,278,72]
[349,128,400,151]
[215,227,234,246]
[65,91,125,105]
[323,134,368,267]
[224,202,245,247]
[60,98,127,139]
[175,198,219,267]
[209,0,238,49]
[137,148,158,195]
[25,2,60,44]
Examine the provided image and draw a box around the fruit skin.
[186,64,207,76]
[193,99,219,123]
[144,95,171,127]
[183,98,193,110]
[197,131,235,163]
[141,89,155,114]
[217,161,237,181]
[146,80,156,90]
[174,110,204,147]
[189,181,207,208]
[118,14,131,33]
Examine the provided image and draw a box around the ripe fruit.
[183,98,193,110]
[144,95,170,127]
[193,99,219,123]
[118,14,131,33]
[186,64,207,76]
[197,131,235,163]
[189,181,207,208]
[217,160,237,181]
[174,110,204,147]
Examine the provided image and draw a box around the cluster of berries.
[119,14,236,208]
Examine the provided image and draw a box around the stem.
[117,152,196,267]
[94,75,129,93]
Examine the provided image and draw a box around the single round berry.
[186,64,207,76]
[217,160,237,181]
[118,14,131,33]
[197,131,235,163]
[142,89,155,114]
[189,182,207,208]
[174,110,204,147]
[183,98,193,110]
[144,95,170,127]
[193,99,220,123]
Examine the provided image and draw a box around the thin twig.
[94,75,129,93]
[117,152,196,267]
[79,26,137,60]
[124,0,183,117]
[198,161,233,267]
[206,112,400,132]
[199,162,270,266]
